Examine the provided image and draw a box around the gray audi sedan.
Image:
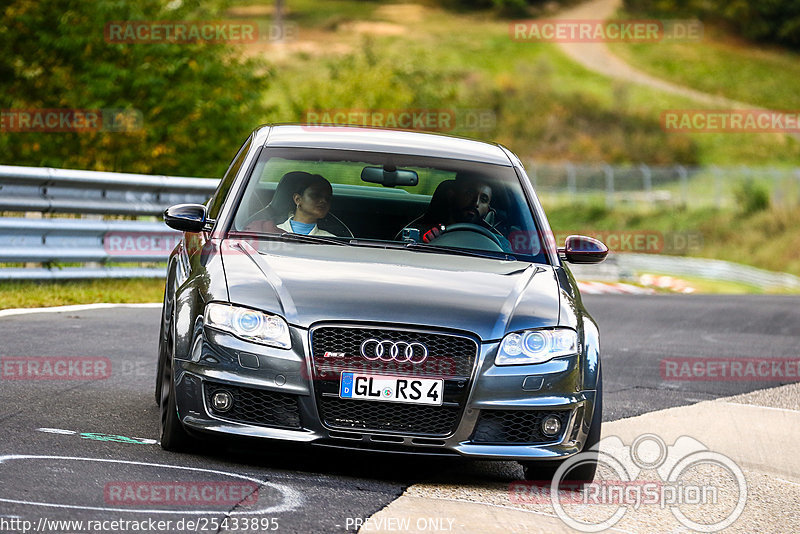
[158,124,607,481]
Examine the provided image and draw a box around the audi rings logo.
[359,339,429,364]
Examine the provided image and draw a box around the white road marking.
[0,303,161,319]
[0,455,302,515]
[36,428,77,435]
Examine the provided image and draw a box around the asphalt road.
[0,295,798,533]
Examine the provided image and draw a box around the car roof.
[256,124,513,166]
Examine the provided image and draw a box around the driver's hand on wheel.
[422,224,445,243]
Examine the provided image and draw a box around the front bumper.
[173,324,598,461]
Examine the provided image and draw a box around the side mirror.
[164,204,210,232]
[559,235,608,264]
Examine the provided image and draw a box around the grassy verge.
[635,273,799,295]
[609,17,800,111]
[241,1,800,167]
[0,279,164,310]
[546,202,800,276]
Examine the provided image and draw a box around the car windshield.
[230,147,547,264]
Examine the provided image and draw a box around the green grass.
[229,0,386,28]
[546,201,800,276]
[609,19,800,111]
[635,273,799,295]
[0,279,164,310]
[248,1,800,167]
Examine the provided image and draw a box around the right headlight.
[496,328,578,366]
[204,302,291,349]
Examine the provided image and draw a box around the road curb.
[362,383,800,533]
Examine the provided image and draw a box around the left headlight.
[496,328,578,366]
[204,303,291,349]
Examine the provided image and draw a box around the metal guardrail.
[0,164,217,279]
[571,253,800,290]
[0,218,180,263]
[528,162,800,209]
[0,164,216,215]
[2,163,800,288]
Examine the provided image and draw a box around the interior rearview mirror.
[361,165,419,187]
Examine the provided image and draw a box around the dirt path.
[552,0,750,108]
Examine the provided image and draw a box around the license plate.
[339,372,443,406]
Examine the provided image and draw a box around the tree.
[0,0,272,177]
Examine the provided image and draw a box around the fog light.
[211,391,233,412]
[542,415,561,436]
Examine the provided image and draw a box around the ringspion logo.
[512,434,746,532]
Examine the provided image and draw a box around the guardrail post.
[676,165,688,207]
[796,169,800,207]
[604,164,614,208]
[640,164,652,205]
[566,162,576,197]
[711,165,722,209]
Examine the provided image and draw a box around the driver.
[419,174,512,252]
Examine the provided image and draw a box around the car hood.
[221,239,561,341]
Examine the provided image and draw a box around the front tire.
[521,369,602,483]
[158,317,193,452]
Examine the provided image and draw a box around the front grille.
[318,397,461,435]
[204,381,301,429]
[311,326,477,378]
[472,410,571,444]
[311,326,478,436]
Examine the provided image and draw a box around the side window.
[207,136,252,220]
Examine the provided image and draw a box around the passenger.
[419,174,512,252]
[277,173,336,236]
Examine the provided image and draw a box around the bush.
[732,180,770,215]
[623,0,800,50]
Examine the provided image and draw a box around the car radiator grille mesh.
[311,326,477,378]
[204,381,302,429]
[311,326,478,436]
[318,397,462,435]
[472,409,571,444]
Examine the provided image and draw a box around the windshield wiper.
[272,232,347,246]
[404,242,516,261]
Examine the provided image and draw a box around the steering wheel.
[433,223,505,250]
